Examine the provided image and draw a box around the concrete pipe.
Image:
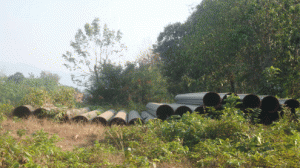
[109,110,127,126]
[12,105,36,119]
[141,111,156,122]
[64,107,90,121]
[92,109,115,126]
[146,102,174,120]
[127,110,143,125]
[72,109,102,123]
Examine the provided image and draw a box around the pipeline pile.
[11,92,300,126]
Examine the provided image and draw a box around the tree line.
[61,0,300,106]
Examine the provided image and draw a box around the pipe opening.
[13,105,33,118]
[261,96,280,113]
[203,92,221,107]
[109,118,127,126]
[72,116,89,123]
[243,94,261,109]
[175,106,192,117]
[92,117,108,126]
[128,118,143,125]
[284,99,300,109]
[156,105,174,120]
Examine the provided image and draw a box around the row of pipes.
[12,105,156,126]
[11,92,300,125]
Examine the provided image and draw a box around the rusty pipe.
[92,109,115,126]
[109,110,127,126]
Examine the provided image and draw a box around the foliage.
[18,87,53,107]
[62,17,127,88]
[7,72,25,84]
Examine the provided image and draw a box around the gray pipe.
[146,102,174,120]
[64,107,90,121]
[127,110,143,125]
[141,111,156,122]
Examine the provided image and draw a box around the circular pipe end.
[174,106,192,117]
[243,94,261,109]
[13,105,32,119]
[203,92,221,107]
[157,105,174,120]
[284,99,300,109]
[92,117,108,126]
[261,96,280,113]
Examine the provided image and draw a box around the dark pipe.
[146,103,174,120]
[242,94,261,109]
[203,92,221,107]
[261,96,280,113]
[92,109,115,126]
[127,110,143,125]
[33,106,58,119]
[13,105,35,119]
[109,110,127,126]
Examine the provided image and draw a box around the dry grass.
[0,116,106,151]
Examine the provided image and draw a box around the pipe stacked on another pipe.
[146,103,174,120]
[92,109,115,126]
[258,96,281,125]
[109,110,127,126]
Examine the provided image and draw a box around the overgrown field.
[1,99,300,167]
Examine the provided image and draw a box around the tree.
[7,72,25,84]
[62,17,127,89]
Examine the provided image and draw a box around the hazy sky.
[0,0,201,91]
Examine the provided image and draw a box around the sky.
[0,0,202,92]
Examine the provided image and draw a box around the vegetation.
[1,0,300,167]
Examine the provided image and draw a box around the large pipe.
[241,94,261,111]
[140,111,156,122]
[175,92,230,105]
[33,106,58,119]
[260,96,280,113]
[64,107,90,121]
[169,103,202,116]
[12,105,36,118]
[203,92,221,107]
[284,99,300,114]
[146,103,174,120]
[127,110,143,125]
[92,109,115,126]
[72,109,102,123]
[109,110,127,126]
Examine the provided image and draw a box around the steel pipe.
[72,109,102,123]
[141,111,156,122]
[146,102,174,120]
[12,105,36,118]
[92,109,115,126]
[242,94,261,109]
[168,103,201,116]
[127,110,143,125]
[284,99,300,114]
[260,96,280,113]
[109,110,127,126]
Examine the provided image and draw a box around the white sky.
[0,0,201,92]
